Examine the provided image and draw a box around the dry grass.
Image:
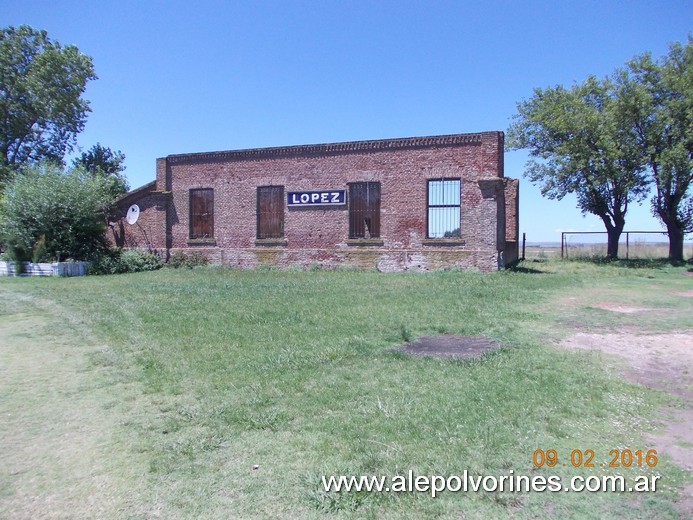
[554,240,693,261]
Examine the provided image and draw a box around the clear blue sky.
[3,1,691,242]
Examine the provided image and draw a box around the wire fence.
[560,231,693,259]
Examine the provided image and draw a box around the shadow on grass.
[507,260,550,274]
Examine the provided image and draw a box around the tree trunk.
[665,222,685,262]
[606,227,621,259]
[601,214,625,260]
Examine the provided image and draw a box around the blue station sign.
[287,190,346,207]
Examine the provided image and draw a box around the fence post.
[522,232,526,260]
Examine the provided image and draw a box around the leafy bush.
[89,248,163,275]
[120,249,163,272]
[0,163,112,262]
[167,252,209,269]
[88,252,120,275]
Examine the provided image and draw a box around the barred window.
[349,182,380,239]
[257,186,284,239]
[189,188,214,239]
[427,179,460,238]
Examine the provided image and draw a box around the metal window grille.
[189,188,214,239]
[257,186,284,239]
[349,182,381,238]
[427,179,460,238]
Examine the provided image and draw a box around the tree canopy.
[508,38,692,260]
[507,75,649,259]
[0,25,96,185]
[616,38,692,261]
[73,143,129,200]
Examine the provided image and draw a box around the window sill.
[422,239,466,247]
[187,238,217,246]
[255,239,288,247]
[346,239,384,247]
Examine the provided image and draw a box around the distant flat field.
[1,260,692,519]
[525,241,693,260]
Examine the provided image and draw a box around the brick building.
[109,131,519,272]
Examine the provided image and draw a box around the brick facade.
[108,131,519,272]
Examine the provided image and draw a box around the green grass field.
[1,260,692,519]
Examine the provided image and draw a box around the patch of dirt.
[400,335,502,358]
[560,331,693,400]
[560,329,693,515]
[675,290,693,298]
[591,302,653,314]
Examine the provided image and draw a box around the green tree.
[507,76,649,259]
[616,38,692,262]
[0,25,96,184]
[73,143,129,200]
[0,162,112,262]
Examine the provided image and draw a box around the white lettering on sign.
[287,190,346,207]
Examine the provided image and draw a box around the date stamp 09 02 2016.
[533,449,658,468]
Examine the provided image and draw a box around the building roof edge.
[164,131,500,164]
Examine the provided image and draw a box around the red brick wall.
[111,132,517,271]
[107,182,168,253]
[503,178,520,265]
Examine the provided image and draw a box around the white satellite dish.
[126,204,140,225]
